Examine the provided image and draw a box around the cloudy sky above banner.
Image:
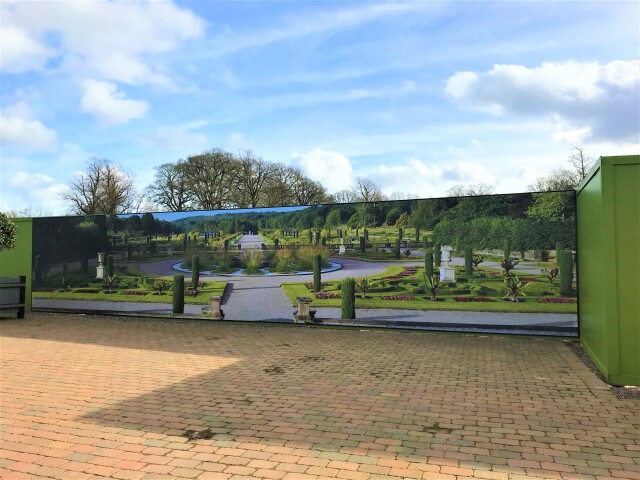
[1,0,638,214]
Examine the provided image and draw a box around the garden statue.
[439,245,455,283]
[339,238,346,255]
[96,252,106,279]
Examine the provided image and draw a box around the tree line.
[168,190,576,250]
[61,150,388,215]
[57,144,592,216]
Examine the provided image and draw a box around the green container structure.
[0,218,33,313]
[576,155,639,386]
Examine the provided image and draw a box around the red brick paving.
[0,313,638,479]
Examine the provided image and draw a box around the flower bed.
[34,288,55,292]
[519,277,540,282]
[75,288,102,294]
[399,269,417,276]
[381,295,415,301]
[384,275,402,280]
[537,297,576,303]
[455,297,495,302]
[184,289,199,297]
[305,281,332,290]
[123,290,148,296]
[315,291,340,299]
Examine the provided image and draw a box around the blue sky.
[1,0,638,215]
[119,205,308,222]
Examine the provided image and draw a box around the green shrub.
[192,255,200,287]
[107,255,114,277]
[398,227,403,241]
[464,247,473,276]
[272,249,294,272]
[558,250,574,296]
[313,254,322,292]
[127,244,133,261]
[503,239,511,259]
[297,246,329,271]
[394,238,401,259]
[425,250,434,280]
[173,275,184,314]
[415,226,420,243]
[424,273,440,301]
[364,228,369,242]
[500,258,519,275]
[524,281,554,296]
[504,275,528,301]
[359,236,365,253]
[422,236,428,250]
[243,248,263,274]
[80,255,89,275]
[341,277,356,319]
[434,242,442,267]
[153,278,168,295]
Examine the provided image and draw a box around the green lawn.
[281,265,577,314]
[33,281,227,305]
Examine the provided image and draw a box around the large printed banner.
[31,192,578,335]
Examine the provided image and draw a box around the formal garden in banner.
[30,190,578,330]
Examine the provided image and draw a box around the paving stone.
[1,313,638,480]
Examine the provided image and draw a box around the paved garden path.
[1,313,637,480]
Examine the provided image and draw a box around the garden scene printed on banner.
[31,191,578,335]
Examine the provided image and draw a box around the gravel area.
[565,340,640,399]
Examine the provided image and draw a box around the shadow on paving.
[2,314,637,471]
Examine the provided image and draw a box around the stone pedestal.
[96,252,106,279]
[294,296,313,323]
[208,296,223,318]
[439,265,455,283]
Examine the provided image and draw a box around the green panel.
[0,218,33,312]
[611,163,640,385]
[577,155,640,386]
[576,167,607,376]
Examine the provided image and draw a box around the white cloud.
[446,60,640,141]
[1,0,206,87]
[227,132,256,151]
[290,148,353,192]
[5,171,68,214]
[552,126,591,143]
[0,24,52,73]
[0,102,58,151]
[146,125,209,152]
[209,2,433,57]
[81,80,148,125]
[9,171,55,188]
[364,159,497,198]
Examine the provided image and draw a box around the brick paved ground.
[0,313,638,480]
